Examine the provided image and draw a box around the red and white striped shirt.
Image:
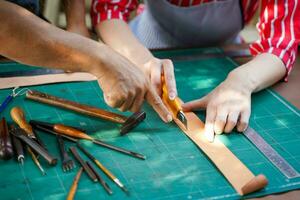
[91,0,300,79]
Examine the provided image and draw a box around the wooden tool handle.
[161,75,182,116]
[54,124,93,140]
[67,167,83,200]
[26,90,127,124]
[10,107,34,137]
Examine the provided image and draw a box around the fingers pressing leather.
[182,96,208,111]
[214,108,227,135]
[237,109,250,132]
[204,105,217,142]
[224,111,239,133]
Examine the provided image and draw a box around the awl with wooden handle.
[30,120,146,160]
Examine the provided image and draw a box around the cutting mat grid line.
[0,48,300,200]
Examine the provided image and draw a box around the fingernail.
[204,125,214,142]
[215,129,222,135]
[167,114,173,122]
[206,134,214,142]
[169,92,176,100]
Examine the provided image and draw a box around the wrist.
[88,45,113,76]
[227,67,256,94]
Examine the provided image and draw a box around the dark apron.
[130,0,243,49]
[6,0,40,15]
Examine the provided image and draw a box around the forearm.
[96,19,154,66]
[228,53,286,93]
[0,1,109,76]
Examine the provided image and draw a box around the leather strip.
[0,72,97,89]
[163,98,268,195]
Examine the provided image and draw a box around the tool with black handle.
[86,161,113,195]
[57,135,75,172]
[69,146,97,182]
[77,143,129,194]
[9,126,57,165]
[11,134,25,165]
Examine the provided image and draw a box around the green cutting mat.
[1,47,300,200]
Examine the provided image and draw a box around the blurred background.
[41,0,260,43]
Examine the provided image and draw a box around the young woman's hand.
[182,71,252,141]
[182,53,286,142]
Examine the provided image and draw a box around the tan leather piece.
[0,72,97,89]
[163,98,268,195]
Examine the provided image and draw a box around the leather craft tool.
[11,134,25,165]
[11,106,48,150]
[0,118,14,160]
[31,124,77,143]
[161,75,187,129]
[26,90,146,135]
[10,107,36,140]
[69,146,98,182]
[161,96,268,194]
[0,93,13,114]
[28,147,46,175]
[30,120,146,160]
[77,143,129,194]
[11,124,45,175]
[9,126,57,165]
[57,135,75,172]
[86,161,113,195]
[0,87,28,113]
[67,167,83,200]
[244,127,300,179]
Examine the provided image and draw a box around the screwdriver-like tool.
[161,75,187,129]
[77,143,129,195]
[10,107,54,175]
[30,120,146,160]
[11,134,25,165]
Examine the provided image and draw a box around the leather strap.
[163,98,268,195]
[0,72,96,89]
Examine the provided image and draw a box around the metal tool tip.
[122,186,130,196]
[20,159,24,166]
[177,111,187,129]
[131,152,146,160]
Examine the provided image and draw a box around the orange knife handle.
[10,107,34,136]
[161,76,181,117]
[53,124,93,141]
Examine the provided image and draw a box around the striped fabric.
[91,0,300,79]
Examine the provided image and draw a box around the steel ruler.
[244,127,300,179]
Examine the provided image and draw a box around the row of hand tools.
[0,89,148,199]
